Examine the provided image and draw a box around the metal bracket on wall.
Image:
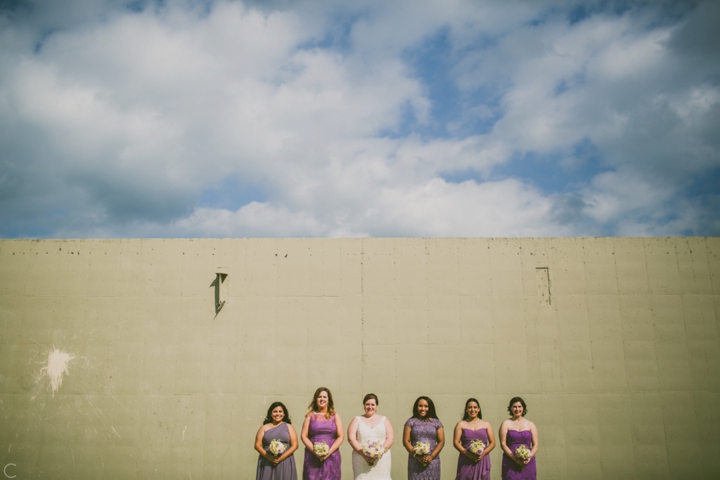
[215,268,228,314]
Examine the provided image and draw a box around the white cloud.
[115,176,565,239]
[0,0,718,237]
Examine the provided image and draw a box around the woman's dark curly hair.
[263,401,291,425]
[412,396,438,420]
[507,397,527,417]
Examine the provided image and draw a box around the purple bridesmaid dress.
[501,430,536,480]
[256,423,298,480]
[302,414,341,480]
[455,428,491,480]
[406,417,443,480]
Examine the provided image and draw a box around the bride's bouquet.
[514,444,531,462]
[268,439,287,456]
[413,441,430,466]
[313,441,330,457]
[362,440,385,465]
[469,439,485,455]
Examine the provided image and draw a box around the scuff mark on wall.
[39,348,74,396]
[88,398,104,417]
[111,395,129,411]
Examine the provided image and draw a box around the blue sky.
[0,0,718,237]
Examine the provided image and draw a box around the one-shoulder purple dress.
[257,423,298,480]
[501,430,536,480]
[303,414,341,480]
[455,428,491,480]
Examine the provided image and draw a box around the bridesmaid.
[499,397,538,480]
[453,398,495,480]
[403,396,444,480]
[301,387,344,480]
[255,401,299,480]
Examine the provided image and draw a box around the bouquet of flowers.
[514,444,531,462]
[413,441,430,466]
[268,439,287,456]
[413,441,430,456]
[362,440,385,465]
[313,441,330,457]
[469,439,485,455]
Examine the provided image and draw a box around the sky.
[0,0,718,238]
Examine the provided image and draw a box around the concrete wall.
[0,238,719,479]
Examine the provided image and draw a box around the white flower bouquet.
[313,441,330,457]
[413,441,430,456]
[362,440,385,465]
[469,439,485,455]
[413,441,431,466]
[268,439,287,456]
[514,444,531,462]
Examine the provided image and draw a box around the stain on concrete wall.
[39,348,74,396]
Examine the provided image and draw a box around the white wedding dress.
[352,415,392,480]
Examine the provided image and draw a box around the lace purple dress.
[405,417,443,480]
[501,430,536,480]
[256,423,298,480]
[303,414,342,480]
[455,428,491,480]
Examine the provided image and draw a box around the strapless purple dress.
[501,430,536,480]
[303,415,341,480]
[455,428,491,480]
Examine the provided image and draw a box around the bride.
[347,393,394,480]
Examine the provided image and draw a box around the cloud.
[0,0,718,238]
[449,2,719,233]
